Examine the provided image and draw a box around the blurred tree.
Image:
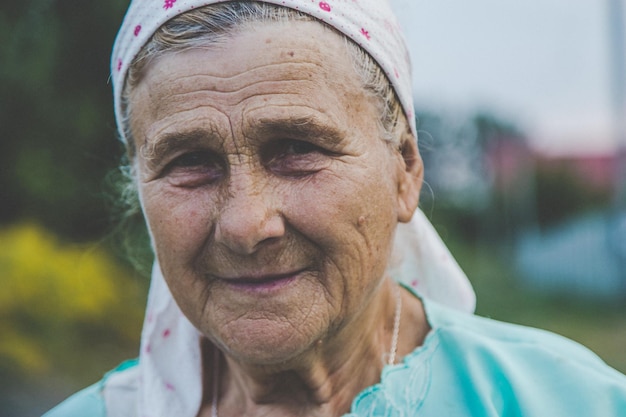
[417,110,491,211]
[1,3,147,413]
[474,113,535,245]
[534,165,612,228]
[416,108,529,245]
[0,0,128,241]
[417,107,613,252]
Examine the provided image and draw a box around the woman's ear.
[396,132,423,223]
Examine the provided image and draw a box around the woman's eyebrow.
[253,115,345,143]
[141,130,214,165]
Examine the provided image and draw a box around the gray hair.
[120,2,406,158]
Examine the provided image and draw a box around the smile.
[217,270,303,294]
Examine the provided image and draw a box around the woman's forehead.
[135,22,362,103]
[112,1,417,143]
[129,22,380,149]
[150,20,346,73]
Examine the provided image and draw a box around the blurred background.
[1,0,625,415]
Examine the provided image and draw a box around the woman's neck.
[199,279,430,417]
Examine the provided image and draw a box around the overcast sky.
[391,0,623,155]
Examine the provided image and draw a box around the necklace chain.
[387,283,402,366]
[211,284,402,417]
[211,348,219,417]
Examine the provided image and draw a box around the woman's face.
[130,21,421,364]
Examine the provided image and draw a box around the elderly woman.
[46,1,626,416]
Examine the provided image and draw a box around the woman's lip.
[216,270,303,292]
[215,269,304,282]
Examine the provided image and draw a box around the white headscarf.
[110,2,476,416]
[112,0,416,142]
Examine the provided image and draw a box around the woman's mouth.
[217,271,302,294]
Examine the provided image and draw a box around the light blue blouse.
[45,293,626,417]
[348,296,626,416]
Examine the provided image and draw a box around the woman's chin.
[215,319,322,366]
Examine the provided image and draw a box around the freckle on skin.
[288,51,295,57]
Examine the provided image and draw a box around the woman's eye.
[162,151,224,186]
[284,140,318,155]
[169,151,210,168]
[265,139,329,176]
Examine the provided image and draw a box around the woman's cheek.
[141,185,206,258]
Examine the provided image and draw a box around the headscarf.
[110,2,476,416]
[112,0,416,142]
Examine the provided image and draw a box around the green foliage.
[534,165,611,228]
[0,222,146,377]
[416,108,528,243]
[471,112,524,146]
[0,0,129,241]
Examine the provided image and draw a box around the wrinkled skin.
[130,20,424,416]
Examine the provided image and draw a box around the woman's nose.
[214,173,285,255]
